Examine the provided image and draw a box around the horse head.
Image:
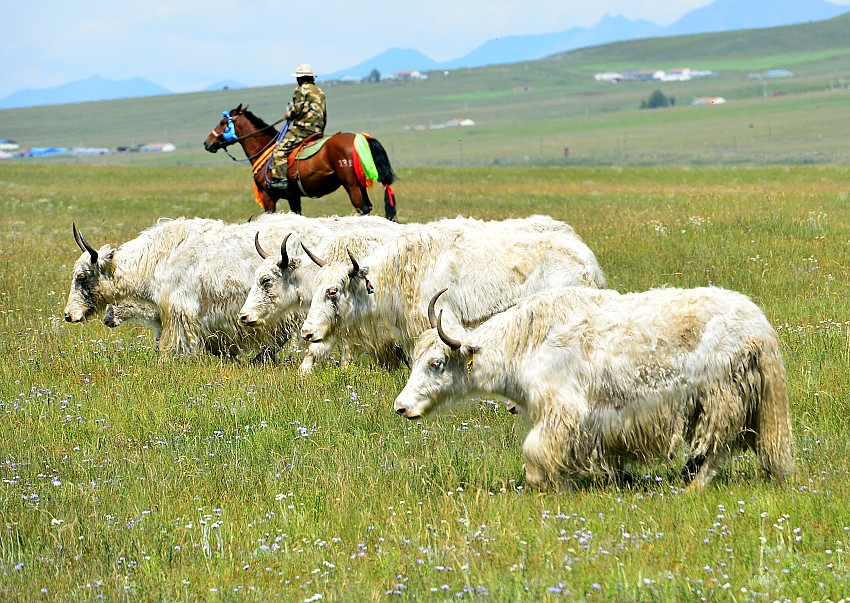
[203,104,248,153]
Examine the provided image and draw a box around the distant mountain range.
[1,0,847,109]
[324,0,849,79]
[0,75,171,110]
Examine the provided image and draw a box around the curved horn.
[436,310,462,350]
[73,223,98,263]
[72,222,85,252]
[278,233,292,268]
[300,242,326,267]
[347,249,360,275]
[254,232,268,259]
[428,288,448,328]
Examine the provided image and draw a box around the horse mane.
[238,107,277,136]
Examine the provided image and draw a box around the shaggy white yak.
[395,286,794,490]
[238,219,410,372]
[299,215,606,365]
[64,214,399,357]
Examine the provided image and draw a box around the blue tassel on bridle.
[221,111,238,143]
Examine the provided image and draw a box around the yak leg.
[686,450,728,490]
[680,453,706,484]
[300,339,334,374]
[522,424,570,489]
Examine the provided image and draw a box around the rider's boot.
[267,174,288,192]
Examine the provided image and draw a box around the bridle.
[212,110,287,163]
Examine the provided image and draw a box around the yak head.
[299,245,371,345]
[394,289,476,420]
[239,233,309,328]
[64,224,117,323]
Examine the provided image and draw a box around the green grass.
[1,163,850,601]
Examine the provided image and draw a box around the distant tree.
[641,89,675,109]
[368,69,381,83]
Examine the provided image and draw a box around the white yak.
[395,286,794,490]
[300,215,606,365]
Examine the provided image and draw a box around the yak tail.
[753,337,795,481]
[367,137,397,186]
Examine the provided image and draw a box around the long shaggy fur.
[239,219,410,371]
[301,215,606,365]
[64,214,402,358]
[396,286,794,490]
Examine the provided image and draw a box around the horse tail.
[367,137,397,186]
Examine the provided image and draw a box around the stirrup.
[267,177,288,192]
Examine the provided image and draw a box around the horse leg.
[360,187,373,215]
[262,192,277,213]
[347,186,373,216]
[287,193,302,215]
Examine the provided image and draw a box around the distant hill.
[203,80,248,92]
[327,0,850,79]
[322,48,440,80]
[0,75,171,109]
[2,13,849,167]
[2,0,849,108]
[437,15,665,71]
[667,0,848,35]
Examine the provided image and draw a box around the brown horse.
[203,104,397,220]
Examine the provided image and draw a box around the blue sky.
[2,0,849,98]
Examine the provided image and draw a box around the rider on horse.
[267,63,327,192]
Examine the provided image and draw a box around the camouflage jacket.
[285,82,327,136]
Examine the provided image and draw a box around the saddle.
[287,133,327,168]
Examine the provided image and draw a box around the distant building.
[623,69,658,82]
[395,70,428,80]
[606,67,717,83]
[748,69,794,79]
[140,142,176,152]
[657,68,692,82]
[16,147,70,158]
[429,118,475,130]
[73,147,110,155]
[594,72,624,84]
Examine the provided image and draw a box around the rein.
[213,112,287,163]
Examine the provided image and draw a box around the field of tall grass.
[1,163,849,601]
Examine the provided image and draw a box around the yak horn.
[436,310,462,350]
[254,232,268,259]
[428,288,448,328]
[347,249,360,275]
[301,242,326,267]
[278,233,292,268]
[72,223,98,263]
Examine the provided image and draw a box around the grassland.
[1,162,849,601]
[1,13,850,169]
